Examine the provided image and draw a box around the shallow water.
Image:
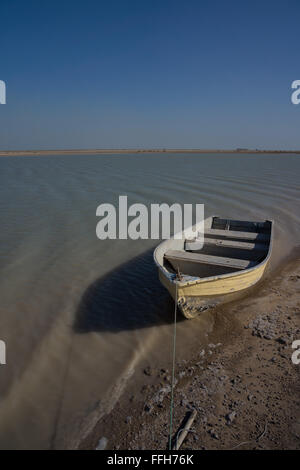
[0,152,299,449]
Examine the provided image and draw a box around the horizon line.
[1,148,300,156]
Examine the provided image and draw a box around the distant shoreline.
[0,148,300,156]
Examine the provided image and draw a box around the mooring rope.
[168,279,178,450]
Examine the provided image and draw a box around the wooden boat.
[153,216,273,319]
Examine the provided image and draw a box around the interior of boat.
[162,216,272,279]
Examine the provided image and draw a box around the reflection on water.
[0,152,300,448]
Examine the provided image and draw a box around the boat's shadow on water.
[73,249,183,333]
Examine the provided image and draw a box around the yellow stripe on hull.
[159,260,268,318]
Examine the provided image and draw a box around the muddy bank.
[78,251,300,450]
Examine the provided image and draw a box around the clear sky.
[0,0,299,150]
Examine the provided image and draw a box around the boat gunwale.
[153,216,274,288]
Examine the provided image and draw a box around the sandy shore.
[1,149,300,157]
[79,250,300,450]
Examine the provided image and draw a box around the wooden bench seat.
[205,228,270,242]
[165,250,253,271]
[212,218,269,233]
[185,237,268,252]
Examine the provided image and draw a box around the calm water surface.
[0,152,299,448]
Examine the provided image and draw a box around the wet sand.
[79,251,300,450]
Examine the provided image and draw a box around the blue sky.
[0,0,299,150]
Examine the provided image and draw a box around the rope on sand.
[173,410,197,450]
[168,275,179,450]
[168,270,197,450]
[230,420,268,450]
